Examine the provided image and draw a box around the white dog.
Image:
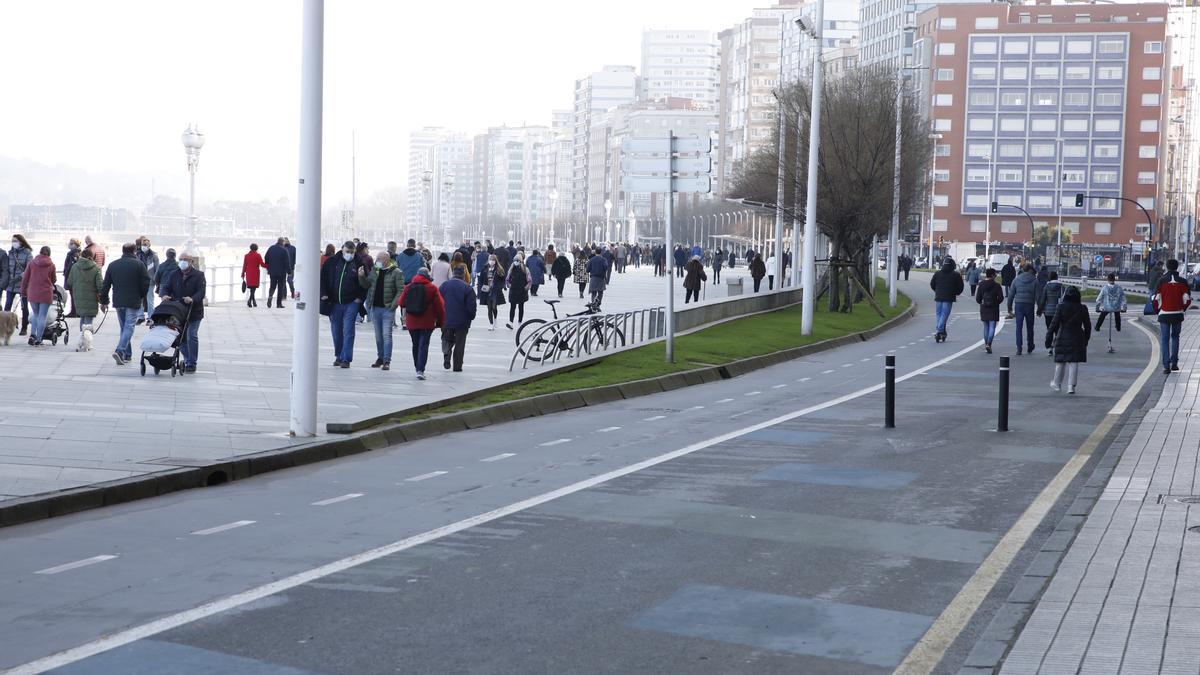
[0,311,18,346]
[76,326,94,352]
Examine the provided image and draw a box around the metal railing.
[509,305,666,370]
[202,265,247,304]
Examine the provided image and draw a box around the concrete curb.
[0,300,916,529]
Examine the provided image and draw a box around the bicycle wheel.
[586,319,625,353]
[515,318,551,361]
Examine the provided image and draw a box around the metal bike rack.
[509,305,666,371]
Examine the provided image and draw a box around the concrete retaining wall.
[675,287,802,333]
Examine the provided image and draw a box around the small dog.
[0,311,18,346]
[77,327,94,352]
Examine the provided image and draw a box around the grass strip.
[394,279,911,422]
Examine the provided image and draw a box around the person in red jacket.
[241,243,266,307]
[396,267,445,380]
[1153,258,1192,374]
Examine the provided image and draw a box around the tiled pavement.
[999,319,1200,674]
[0,264,747,501]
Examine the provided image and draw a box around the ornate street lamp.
[181,124,206,248]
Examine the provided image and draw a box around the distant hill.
[0,156,185,218]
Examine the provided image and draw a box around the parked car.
[985,253,1009,271]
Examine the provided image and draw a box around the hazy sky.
[0,1,762,208]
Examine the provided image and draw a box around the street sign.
[621,156,711,173]
[622,136,713,154]
[621,175,712,194]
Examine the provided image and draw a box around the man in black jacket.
[930,258,965,342]
[264,237,291,308]
[161,253,206,373]
[283,237,297,299]
[1000,257,1017,318]
[320,241,366,368]
[100,243,151,365]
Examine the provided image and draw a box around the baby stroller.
[41,285,70,347]
[139,301,191,377]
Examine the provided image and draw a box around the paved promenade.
[1000,319,1200,674]
[0,263,755,502]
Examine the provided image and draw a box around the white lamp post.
[628,210,636,245]
[181,124,206,248]
[604,199,613,243]
[549,188,558,248]
[441,173,455,246]
[421,169,433,244]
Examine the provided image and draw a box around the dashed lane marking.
[744,391,762,396]
[191,520,256,536]
[860,358,871,362]
[716,398,734,403]
[35,555,118,576]
[539,438,571,447]
[771,384,787,389]
[405,471,448,482]
[311,493,364,507]
[797,377,811,383]
[821,369,836,374]
[480,453,516,462]
[597,426,622,433]
[841,363,853,368]
[643,415,666,421]
[686,405,706,410]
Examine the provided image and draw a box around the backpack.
[404,283,427,315]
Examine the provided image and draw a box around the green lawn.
[396,281,911,421]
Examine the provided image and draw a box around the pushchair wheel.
[171,365,176,377]
[140,359,146,376]
[63,328,69,347]
[50,334,57,346]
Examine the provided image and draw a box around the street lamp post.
[628,210,636,245]
[604,199,612,244]
[421,169,433,244]
[549,188,558,248]
[441,173,455,247]
[800,0,824,335]
[181,124,206,249]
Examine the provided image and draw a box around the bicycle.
[515,299,626,362]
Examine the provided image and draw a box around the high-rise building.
[407,128,475,244]
[781,0,861,81]
[406,127,445,234]
[639,29,720,108]
[914,2,1170,249]
[572,66,639,220]
[538,110,573,234]
[860,0,978,69]
[481,125,553,231]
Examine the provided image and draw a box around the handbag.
[319,298,332,316]
[481,284,490,293]
[1143,299,1155,315]
[241,280,247,294]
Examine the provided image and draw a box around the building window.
[1075,13,1091,24]
[1002,66,1028,80]
[1063,170,1086,183]
[1028,195,1054,208]
[937,43,956,56]
[1065,66,1091,80]
[967,168,990,182]
[934,118,952,131]
[932,194,949,207]
[935,68,955,81]
[1031,118,1057,132]
[975,17,999,30]
[1066,39,1093,55]
[935,144,951,156]
[1138,197,1155,210]
[973,40,998,55]
[934,94,953,106]
[1138,171,1156,184]
[1019,13,1031,24]
[966,194,989,208]
[1001,92,1026,106]
[1097,66,1123,80]
[1035,40,1060,55]
[1030,143,1055,157]
[1143,67,1162,80]
[1095,222,1112,235]
[934,169,950,182]
[972,66,997,80]
[1142,93,1161,106]
[1003,39,1029,55]
[1000,118,1026,132]
[969,117,994,132]
[938,17,957,30]
[1063,118,1088,132]
[1092,169,1118,183]
[970,90,996,106]
[1033,66,1059,81]
[1034,92,1058,106]
[1095,199,1116,210]
[1098,39,1124,54]
[1000,143,1025,158]
[1000,220,1018,233]
[1064,221,1081,234]
[1145,41,1163,54]
[1064,91,1089,106]
[968,220,985,232]
[1095,145,1119,158]
[968,143,992,158]
[1037,15,1052,24]
[1030,170,1054,183]
[933,219,949,232]
[1095,92,1121,107]
[999,169,1023,182]
[1095,119,1120,133]
[1138,145,1158,159]
[1064,144,1087,158]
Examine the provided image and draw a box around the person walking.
[135,237,160,324]
[1001,257,1017,318]
[440,266,476,372]
[1152,259,1191,374]
[673,245,687,279]
[19,246,56,346]
[901,254,913,281]
[1047,286,1091,394]
[615,244,627,274]
[320,243,336,268]
[430,252,452,288]
[587,248,608,306]
[750,254,767,293]
[100,243,151,365]
[6,234,33,336]
[450,251,472,286]
[397,267,445,380]
[572,248,589,299]
[526,249,546,297]
[1037,271,1065,354]
[477,254,506,331]
[264,237,291,308]
[320,241,366,368]
[683,255,707,304]
[1094,273,1127,334]
[975,267,1004,354]
[551,248,572,298]
[359,251,402,370]
[160,253,206,373]
[396,239,424,285]
[711,248,724,285]
[930,258,965,342]
[66,248,102,340]
[83,235,105,269]
[506,257,531,328]
[965,260,981,297]
[63,239,81,317]
[241,243,265,307]
[283,237,298,299]
[155,248,179,302]
[1011,264,1038,355]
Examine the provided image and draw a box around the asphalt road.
[1,276,1157,674]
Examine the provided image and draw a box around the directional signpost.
[620,133,713,363]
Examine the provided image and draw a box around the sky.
[0,0,763,209]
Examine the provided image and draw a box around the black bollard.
[998,356,1010,432]
[885,355,896,428]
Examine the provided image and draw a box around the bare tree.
[731,66,933,311]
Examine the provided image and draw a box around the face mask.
[374,262,383,270]
[140,246,149,253]
[10,241,18,249]
[343,252,354,261]
[179,260,191,271]
[488,261,495,267]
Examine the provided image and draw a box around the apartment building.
[640,29,720,108]
[571,66,639,221]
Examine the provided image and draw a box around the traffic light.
[990,201,999,214]
[1074,193,1085,208]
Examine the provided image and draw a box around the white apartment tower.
[571,66,638,220]
[639,29,720,108]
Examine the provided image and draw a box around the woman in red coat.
[241,243,266,307]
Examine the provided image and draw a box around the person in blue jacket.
[526,249,546,297]
[263,237,292,308]
[587,249,608,306]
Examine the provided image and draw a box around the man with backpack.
[397,267,446,380]
[1153,259,1191,374]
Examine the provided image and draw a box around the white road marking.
[841,363,853,368]
[686,405,706,410]
[35,555,118,576]
[311,493,364,507]
[539,438,571,447]
[821,369,836,374]
[480,453,516,462]
[730,410,754,418]
[771,384,787,389]
[8,319,1006,675]
[716,398,734,403]
[191,520,256,536]
[744,391,762,396]
[597,426,622,432]
[643,415,666,421]
[405,471,448,482]
[908,341,916,345]
[899,345,908,349]
[860,358,871,362]
[797,377,811,383]
[894,318,1154,675]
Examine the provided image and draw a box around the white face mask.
[179,260,191,270]
[343,252,354,261]
[374,261,383,269]
[10,241,18,249]
[140,245,149,253]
